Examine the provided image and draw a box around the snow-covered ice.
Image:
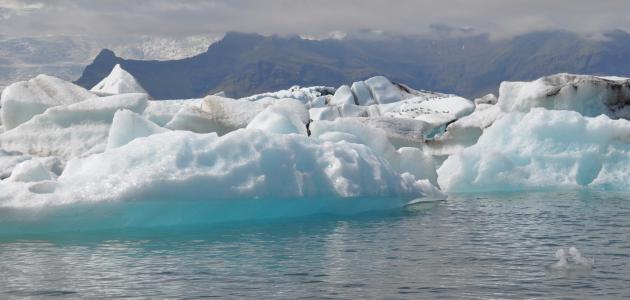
[90,64,147,95]
[2,71,629,209]
[246,99,308,135]
[498,73,630,118]
[107,109,167,149]
[0,129,442,207]
[0,93,148,159]
[438,108,630,192]
[1,75,95,130]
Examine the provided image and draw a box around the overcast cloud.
[1,0,630,39]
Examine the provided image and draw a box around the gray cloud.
[1,0,630,39]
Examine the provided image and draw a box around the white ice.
[0,93,148,159]
[8,159,56,182]
[438,108,630,192]
[311,118,438,185]
[0,129,442,207]
[1,75,95,130]
[498,73,630,118]
[107,109,167,149]
[90,64,147,95]
[246,99,308,135]
[551,247,594,270]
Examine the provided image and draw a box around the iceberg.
[364,76,403,104]
[90,64,147,95]
[165,95,290,134]
[0,150,31,179]
[107,109,167,149]
[330,85,356,106]
[142,98,203,126]
[11,71,630,214]
[351,81,376,106]
[241,85,335,104]
[8,159,56,182]
[474,93,498,106]
[246,99,309,135]
[0,93,148,159]
[311,118,438,185]
[0,129,442,207]
[428,105,503,156]
[438,108,630,192]
[498,73,630,118]
[0,75,95,130]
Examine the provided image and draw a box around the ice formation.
[165,96,298,134]
[142,98,203,126]
[0,75,95,130]
[246,99,309,135]
[311,119,438,185]
[0,93,148,159]
[8,159,56,182]
[107,109,167,149]
[551,247,594,270]
[2,70,630,213]
[0,129,442,207]
[438,108,630,192]
[90,64,148,95]
[498,74,630,118]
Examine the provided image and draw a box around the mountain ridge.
[75,31,630,99]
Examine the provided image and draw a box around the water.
[1,190,629,299]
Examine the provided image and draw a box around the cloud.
[1,0,629,39]
[0,0,43,20]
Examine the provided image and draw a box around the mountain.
[0,35,218,92]
[76,30,630,99]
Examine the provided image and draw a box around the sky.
[1,0,630,39]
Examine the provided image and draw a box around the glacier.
[1,65,630,217]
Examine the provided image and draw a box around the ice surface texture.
[0,129,442,207]
[90,64,148,95]
[438,108,630,192]
[3,70,630,209]
[1,75,95,130]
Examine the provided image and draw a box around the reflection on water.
[0,191,629,299]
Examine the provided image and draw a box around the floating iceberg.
[142,98,203,126]
[0,129,442,207]
[107,109,167,149]
[311,118,438,185]
[6,70,629,217]
[90,64,148,95]
[8,159,57,183]
[0,75,95,130]
[438,108,630,192]
[498,74,630,118]
[330,85,356,106]
[0,93,148,159]
[241,85,335,104]
[551,247,594,271]
[246,99,309,135]
[166,96,299,134]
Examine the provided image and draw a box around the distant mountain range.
[48,31,630,99]
[0,35,218,91]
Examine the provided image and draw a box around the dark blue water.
[0,191,629,299]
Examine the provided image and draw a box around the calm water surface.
[0,190,629,299]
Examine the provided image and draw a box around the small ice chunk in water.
[568,247,595,268]
[550,247,594,271]
[552,248,569,269]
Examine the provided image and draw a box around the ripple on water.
[0,191,629,299]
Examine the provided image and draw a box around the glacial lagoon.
[0,190,628,299]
